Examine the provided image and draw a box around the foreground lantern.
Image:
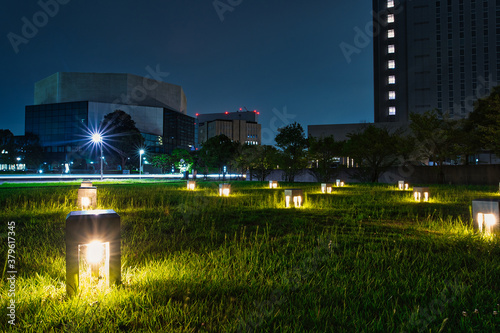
[321,183,333,193]
[187,180,196,190]
[77,181,97,209]
[413,187,429,202]
[219,183,231,196]
[269,180,278,188]
[472,199,499,235]
[66,210,121,297]
[336,179,345,187]
[398,181,409,190]
[285,189,303,208]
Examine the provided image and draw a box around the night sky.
[1,0,374,144]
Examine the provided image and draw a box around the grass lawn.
[0,180,499,332]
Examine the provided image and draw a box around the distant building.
[25,72,194,169]
[373,0,500,122]
[197,111,261,146]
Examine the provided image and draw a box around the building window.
[388,60,396,69]
[389,91,396,100]
[387,0,394,8]
[389,106,396,115]
[388,75,396,84]
[387,14,395,23]
[388,45,395,53]
[388,29,395,38]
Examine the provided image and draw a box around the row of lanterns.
[70,179,499,297]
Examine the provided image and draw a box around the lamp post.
[139,149,145,179]
[92,133,103,180]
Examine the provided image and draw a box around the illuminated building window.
[389,106,396,115]
[388,75,396,84]
[387,0,394,8]
[387,14,394,23]
[388,45,395,53]
[388,60,396,69]
[389,91,396,100]
[388,29,395,38]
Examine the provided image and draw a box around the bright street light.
[91,132,104,180]
[139,149,145,179]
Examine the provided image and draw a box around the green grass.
[1,181,500,332]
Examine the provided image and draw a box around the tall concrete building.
[197,111,261,146]
[373,0,500,123]
[25,72,194,168]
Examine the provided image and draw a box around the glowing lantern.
[77,181,97,209]
[472,199,499,235]
[321,183,333,193]
[413,187,429,202]
[66,210,121,297]
[219,183,231,196]
[336,179,344,187]
[187,180,196,190]
[398,181,409,190]
[285,189,303,208]
[269,181,278,188]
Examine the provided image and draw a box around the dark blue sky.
[1,0,374,144]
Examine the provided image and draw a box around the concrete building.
[197,111,261,146]
[373,0,500,122]
[25,72,194,169]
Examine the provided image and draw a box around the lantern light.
[321,183,333,194]
[285,189,303,208]
[66,210,121,297]
[472,199,500,235]
[398,181,410,190]
[187,180,196,190]
[219,183,231,196]
[336,179,344,187]
[269,180,278,189]
[413,187,429,202]
[77,181,97,210]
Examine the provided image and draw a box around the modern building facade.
[197,111,261,146]
[373,0,500,123]
[25,72,194,169]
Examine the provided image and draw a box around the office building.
[197,110,261,145]
[373,0,500,122]
[25,72,194,168]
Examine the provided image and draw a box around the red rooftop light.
[225,111,229,114]
[195,113,199,117]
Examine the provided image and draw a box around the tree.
[466,86,500,157]
[100,110,145,170]
[151,154,173,173]
[308,135,344,182]
[199,135,239,176]
[345,125,403,183]
[275,122,308,182]
[235,144,278,181]
[17,132,43,169]
[0,129,16,166]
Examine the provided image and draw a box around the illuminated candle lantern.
[66,210,121,297]
[285,189,303,208]
[336,179,341,187]
[472,199,499,235]
[269,180,278,189]
[187,180,196,190]
[219,183,231,196]
[340,181,345,187]
[77,181,97,209]
[405,183,409,190]
[413,187,430,202]
[321,183,333,194]
[398,181,404,190]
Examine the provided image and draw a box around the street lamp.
[91,133,103,180]
[139,149,145,179]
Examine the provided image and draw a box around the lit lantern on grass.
[285,189,303,208]
[219,183,231,196]
[398,181,409,190]
[413,187,429,202]
[269,180,278,188]
[321,183,332,193]
[66,210,121,297]
[187,180,196,190]
[336,179,345,187]
[77,181,97,209]
[472,199,499,235]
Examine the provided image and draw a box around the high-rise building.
[197,110,261,146]
[373,0,500,123]
[25,72,194,168]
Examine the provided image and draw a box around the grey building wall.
[34,72,187,114]
[373,0,500,122]
[308,122,407,141]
